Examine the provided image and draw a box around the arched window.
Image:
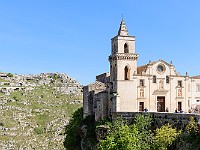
[166,76,169,83]
[124,66,130,80]
[124,43,129,53]
[153,75,157,83]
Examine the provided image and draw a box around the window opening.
[124,43,129,53]
[124,66,130,80]
[153,75,156,83]
[178,81,182,87]
[166,76,169,83]
[140,79,144,86]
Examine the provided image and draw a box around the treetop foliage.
[64,111,200,150]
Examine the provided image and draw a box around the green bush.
[64,107,96,150]
[4,83,10,86]
[98,114,153,150]
[186,116,199,138]
[98,123,141,150]
[152,124,181,150]
[13,96,19,101]
[52,74,59,80]
[64,108,84,150]
[34,126,44,134]
[7,73,13,77]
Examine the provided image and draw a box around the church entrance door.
[178,102,182,111]
[157,96,165,112]
[139,102,144,112]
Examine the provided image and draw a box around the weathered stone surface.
[113,112,200,129]
[0,72,83,149]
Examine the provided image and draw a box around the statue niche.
[159,80,164,89]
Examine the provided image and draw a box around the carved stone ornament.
[159,80,164,89]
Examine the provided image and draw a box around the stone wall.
[83,81,107,119]
[113,112,200,129]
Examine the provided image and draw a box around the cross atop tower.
[118,18,128,36]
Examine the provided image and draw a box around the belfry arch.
[124,43,129,53]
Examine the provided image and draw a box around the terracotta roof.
[192,75,200,79]
[137,65,148,74]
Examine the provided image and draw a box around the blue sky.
[0,1,200,85]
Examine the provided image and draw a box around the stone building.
[83,19,200,121]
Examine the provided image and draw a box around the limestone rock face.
[0,72,82,149]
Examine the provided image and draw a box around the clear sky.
[0,1,200,85]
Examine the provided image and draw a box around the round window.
[157,64,165,73]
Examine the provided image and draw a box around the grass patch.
[33,113,51,127]
[34,126,45,134]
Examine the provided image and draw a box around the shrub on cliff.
[98,114,153,150]
[7,73,13,77]
[64,107,83,150]
[152,124,181,150]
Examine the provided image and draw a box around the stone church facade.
[83,19,200,121]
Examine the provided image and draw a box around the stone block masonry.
[113,112,200,129]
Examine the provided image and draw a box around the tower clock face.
[157,64,165,73]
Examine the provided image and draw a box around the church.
[83,19,200,121]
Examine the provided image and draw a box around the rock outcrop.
[0,72,82,149]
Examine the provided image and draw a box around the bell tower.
[109,18,138,82]
[109,18,139,113]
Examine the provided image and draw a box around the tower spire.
[118,18,128,36]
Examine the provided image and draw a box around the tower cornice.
[109,53,138,62]
[111,35,135,40]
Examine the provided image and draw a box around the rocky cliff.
[0,72,82,149]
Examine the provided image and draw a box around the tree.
[64,108,96,150]
[186,116,199,138]
[98,114,153,150]
[134,114,153,150]
[98,123,141,150]
[134,113,152,131]
[152,124,181,150]
[64,108,83,150]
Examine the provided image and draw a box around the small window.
[178,81,182,87]
[153,75,156,83]
[140,79,144,86]
[166,76,169,83]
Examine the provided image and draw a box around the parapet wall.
[113,112,200,129]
